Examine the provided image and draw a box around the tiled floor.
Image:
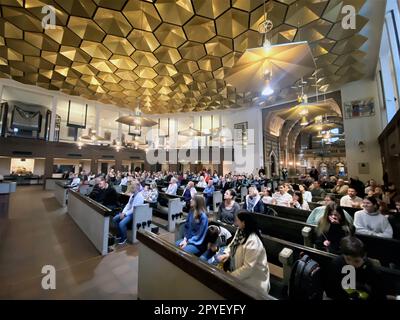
[0,186,172,300]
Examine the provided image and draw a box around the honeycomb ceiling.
[0,0,369,114]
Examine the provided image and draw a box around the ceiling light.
[300,116,309,126]
[262,84,274,96]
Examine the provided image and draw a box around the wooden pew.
[137,230,274,300]
[207,221,400,297]
[264,205,310,223]
[252,211,400,268]
[54,181,68,207]
[154,192,185,232]
[68,190,112,255]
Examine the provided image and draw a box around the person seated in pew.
[112,182,144,245]
[243,186,264,214]
[119,174,128,193]
[340,187,363,208]
[88,177,103,202]
[217,189,241,225]
[272,183,293,207]
[290,191,310,211]
[97,177,119,210]
[324,236,387,300]
[260,187,273,205]
[306,194,353,226]
[199,225,232,264]
[144,182,158,207]
[315,203,354,254]
[388,196,400,240]
[165,177,178,195]
[66,173,81,191]
[197,176,207,188]
[176,195,209,256]
[203,180,215,212]
[218,211,271,296]
[331,179,349,196]
[310,181,326,201]
[299,184,312,203]
[354,197,393,239]
[182,181,197,211]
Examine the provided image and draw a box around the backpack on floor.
[288,254,323,300]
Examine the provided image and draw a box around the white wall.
[0,157,11,176]
[341,79,384,183]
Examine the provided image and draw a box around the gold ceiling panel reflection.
[131,50,158,67]
[327,15,368,41]
[232,0,264,12]
[94,8,132,38]
[109,54,137,70]
[24,32,59,51]
[286,0,329,27]
[310,39,335,57]
[234,30,261,53]
[331,34,367,55]
[154,63,178,77]
[68,16,106,42]
[115,69,138,81]
[175,59,199,74]
[179,41,206,61]
[25,0,68,26]
[250,1,287,31]
[103,35,135,56]
[323,0,366,22]
[80,41,112,60]
[0,20,23,39]
[192,0,230,19]
[269,24,297,44]
[154,46,181,65]
[123,0,161,32]
[134,66,157,80]
[0,0,373,114]
[155,0,194,26]
[216,9,249,38]
[294,20,332,42]
[198,55,222,72]
[55,0,96,18]
[93,0,128,11]
[206,36,233,57]
[154,23,186,48]
[183,16,216,43]
[91,58,117,73]
[127,29,160,52]
[2,6,42,32]
[45,26,81,47]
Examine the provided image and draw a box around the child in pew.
[324,236,387,300]
[199,225,232,265]
[315,203,354,254]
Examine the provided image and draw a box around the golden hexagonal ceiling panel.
[0,0,371,113]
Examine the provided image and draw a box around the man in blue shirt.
[112,181,144,244]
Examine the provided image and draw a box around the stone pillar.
[49,96,57,141]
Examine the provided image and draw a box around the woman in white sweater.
[218,211,271,296]
[354,196,393,239]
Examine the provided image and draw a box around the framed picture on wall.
[344,98,375,119]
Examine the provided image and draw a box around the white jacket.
[225,231,270,296]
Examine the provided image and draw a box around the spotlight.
[262,85,274,96]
